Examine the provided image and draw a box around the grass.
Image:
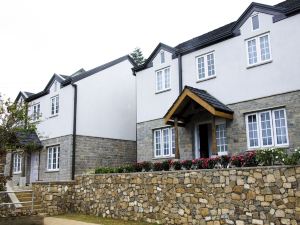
[54,213,156,225]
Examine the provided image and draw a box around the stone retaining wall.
[32,166,300,225]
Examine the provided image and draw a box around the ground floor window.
[154,127,175,158]
[246,108,288,149]
[47,145,60,171]
[13,153,22,174]
[216,124,228,155]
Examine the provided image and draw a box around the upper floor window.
[13,153,22,174]
[252,14,259,30]
[32,103,40,121]
[47,145,60,171]
[156,67,170,93]
[154,127,175,158]
[246,108,288,149]
[246,33,271,66]
[51,95,59,116]
[196,52,215,81]
[160,51,165,64]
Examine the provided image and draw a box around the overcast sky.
[0,0,281,99]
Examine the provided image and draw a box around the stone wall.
[32,181,75,215]
[75,135,137,174]
[137,91,300,161]
[33,166,300,225]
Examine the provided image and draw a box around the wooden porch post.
[21,151,26,177]
[9,152,14,177]
[174,117,180,159]
[211,117,218,156]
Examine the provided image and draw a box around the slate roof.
[275,0,300,12]
[185,86,233,113]
[24,92,34,97]
[15,130,42,148]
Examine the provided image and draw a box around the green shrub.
[171,160,182,170]
[283,148,300,165]
[141,161,152,172]
[153,162,163,171]
[95,167,116,174]
[256,148,286,166]
[133,163,143,172]
[162,160,171,171]
[181,160,193,170]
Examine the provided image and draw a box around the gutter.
[71,82,77,180]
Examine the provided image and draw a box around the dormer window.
[160,51,165,64]
[252,14,259,30]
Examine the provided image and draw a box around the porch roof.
[15,130,42,148]
[164,86,234,125]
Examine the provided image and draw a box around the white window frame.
[154,127,175,158]
[155,67,171,93]
[50,95,59,116]
[13,153,22,174]
[32,103,40,121]
[245,108,289,149]
[251,14,259,31]
[246,33,272,67]
[47,145,60,171]
[216,123,228,156]
[196,51,216,81]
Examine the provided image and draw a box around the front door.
[30,152,39,183]
[198,124,211,158]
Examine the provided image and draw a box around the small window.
[246,108,289,149]
[13,153,22,174]
[252,15,259,30]
[50,96,59,116]
[156,67,171,92]
[216,124,228,155]
[47,146,60,171]
[154,127,175,158]
[246,33,271,66]
[160,51,165,64]
[32,103,40,121]
[196,52,216,81]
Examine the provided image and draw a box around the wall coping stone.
[81,165,299,177]
[32,180,76,185]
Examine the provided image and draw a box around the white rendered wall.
[28,81,74,140]
[136,50,179,123]
[182,12,300,105]
[76,59,136,141]
[136,13,300,123]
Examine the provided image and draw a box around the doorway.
[195,123,212,158]
[30,152,39,183]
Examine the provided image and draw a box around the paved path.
[44,217,102,225]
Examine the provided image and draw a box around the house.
[133,0,300,162]
[7,55,137,185]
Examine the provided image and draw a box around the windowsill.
[246,60,272,69]
[152,156,175,160]
[46,170,59,173]
[155,88,171,95]
[196,76,216,83]
[13,172,22,175]
[247,145,289,151]
[49,114,59,119]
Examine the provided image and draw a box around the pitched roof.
[185,86,233,113]
[15,130,42,148]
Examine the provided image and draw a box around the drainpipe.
[71,83,77,180]
[178,53,183,93]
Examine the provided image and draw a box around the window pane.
[164,68,170,89]
[56,96,59,114]
[273,109,288,145]
[216,124,228,154]
[260,35,270,61]
[51,98,55,115]
[162,129,169,156]
[207,53,215,76]
[197,57,205,79]
[247,114,259,147]
[252,15,259,30]
[154,130,161,156]
[156,71,163,91]
[247,39,258,65]
[160,51,165,64]
[260,111,273,146]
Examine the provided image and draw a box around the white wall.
[136,12,300,123]
[76,59,136,141]
[182,12,300,105]
[28,81,74,140]
[136,50,179,123]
